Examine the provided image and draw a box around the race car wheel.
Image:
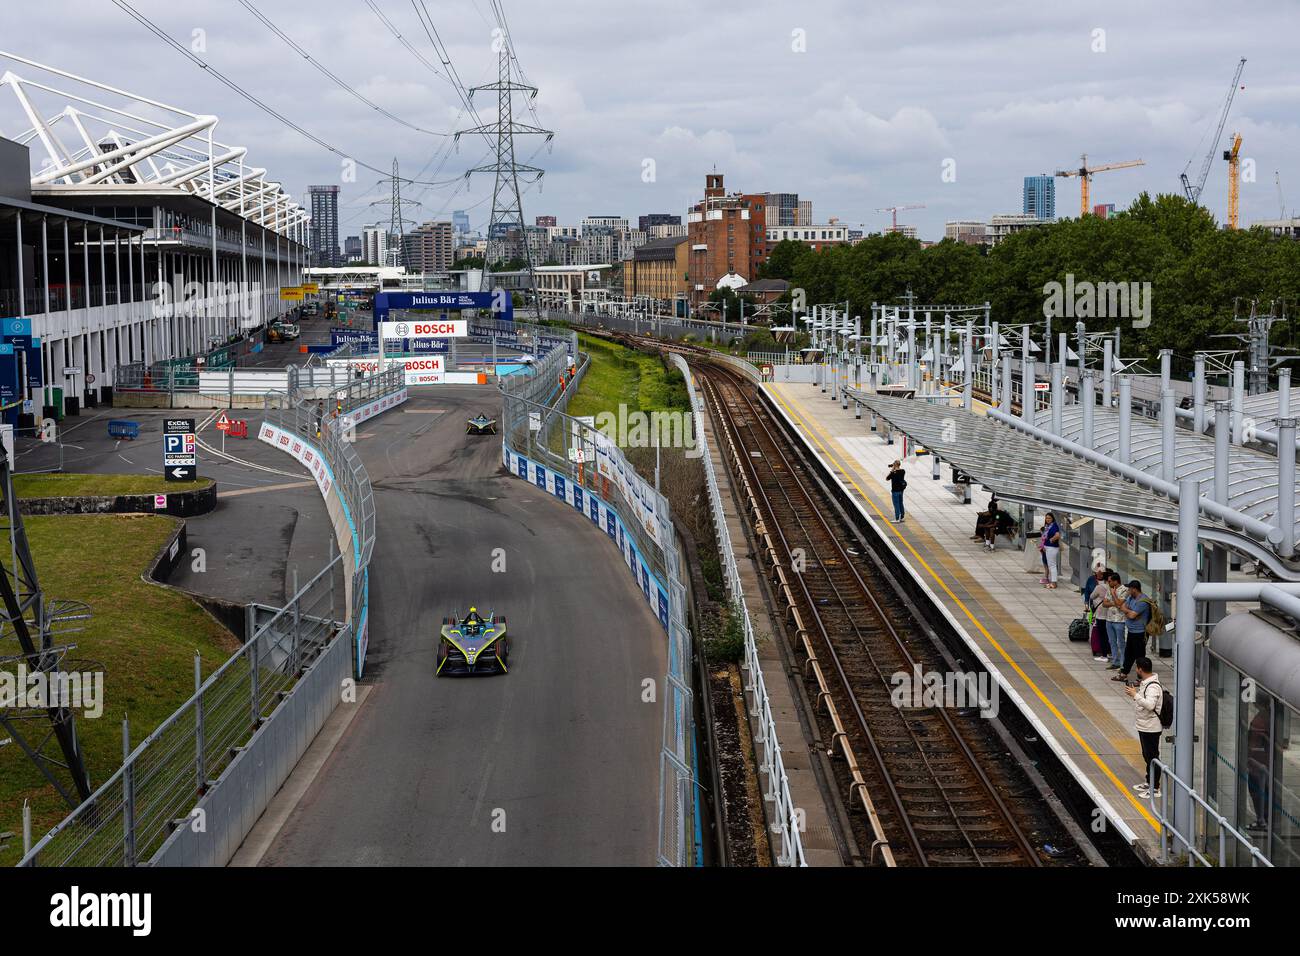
[436,641,448,676]
[493,614,506,627]
[498,637,510,665]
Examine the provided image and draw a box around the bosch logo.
[394,322,410,337]
[414,322,459,335]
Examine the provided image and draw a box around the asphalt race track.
[260,386,668,866]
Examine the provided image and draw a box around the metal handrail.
[671,352,807,866]
[1148,758,1272,866]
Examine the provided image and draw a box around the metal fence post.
[194,651,205,789]
[122,715,136,867]
[291,567,302,673]
[249,627,260,727]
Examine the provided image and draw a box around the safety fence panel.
[19,559,346,867]
[261,364,403,669]
[500,331,695,866]
[669,353,807,866]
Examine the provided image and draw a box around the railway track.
[692,359,1072,867]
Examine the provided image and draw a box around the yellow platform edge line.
[768,384,1160,834]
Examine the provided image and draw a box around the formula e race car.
[466,413,497,435]
[437,608,509,676]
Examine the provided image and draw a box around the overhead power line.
[110,0,463,187]
[237,0,448,138]
[409,0,491,142]
[364,0,454,87]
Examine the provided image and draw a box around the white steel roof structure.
[1043,404,1300,553]
[0,51,306,237]
[851,391,1300,579]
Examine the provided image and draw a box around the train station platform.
[763,380,1171,859]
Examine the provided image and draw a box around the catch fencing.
[541,308,749,346]
[500,328,697,867]
[18,558,347,866]
[18,364,402,867]
[669,353,806,866]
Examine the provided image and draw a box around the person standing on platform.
[1040,512,1062,589]
[1101,572,1129,671]
[1126,656,1164,797]
[1088,567,1111,663]
[1114,580,1152,683]
[887,460,907,523]
[1083,564,1105,612]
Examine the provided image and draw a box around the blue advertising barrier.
[502,443,671,632]
[373,290,513,325]
[329,328,448,353]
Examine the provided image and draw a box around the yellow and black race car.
[466,413,497,435]
[437,608,509,676]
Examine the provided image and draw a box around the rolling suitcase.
[1090,618,1107,656]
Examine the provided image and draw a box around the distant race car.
[437,608,509,676]
[466,413,497,435]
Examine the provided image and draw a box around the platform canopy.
[1237,387,1300,433]
[851,391,1299,578]
[1044,405,1300,555]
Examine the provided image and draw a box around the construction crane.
[876,204,925,231]
[1225,133,1242,229]
[1181,57,1246,206]
[1054,155,1146,217]
[1275,170,1286,219]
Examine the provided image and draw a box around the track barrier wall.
[500,325,697,867]
[18,365,406,867]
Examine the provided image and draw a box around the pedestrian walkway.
[765,380,1174,858]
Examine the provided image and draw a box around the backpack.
[1143,599,1166,638]
[1156,681,1174,729]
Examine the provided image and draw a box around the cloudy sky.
[1,0,1296,240]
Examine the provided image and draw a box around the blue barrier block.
[107,419,140,440]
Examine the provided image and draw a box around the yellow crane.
[1225,133,1242,229]
[1054,154,1146,217]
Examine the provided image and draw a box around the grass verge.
[14,473,215,499]
[0,514,238,866]
[566,332,691,419]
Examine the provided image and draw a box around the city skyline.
[2,2,1296,241]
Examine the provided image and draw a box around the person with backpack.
[1113,580,1163,683]
[887,460,907,522]
[1126,656,1167,797]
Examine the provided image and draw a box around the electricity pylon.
[455,48,553,302]
[0,455,93,810]
[369,159,421,268]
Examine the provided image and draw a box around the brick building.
[624,235,689,312]
[686,173,767,307]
